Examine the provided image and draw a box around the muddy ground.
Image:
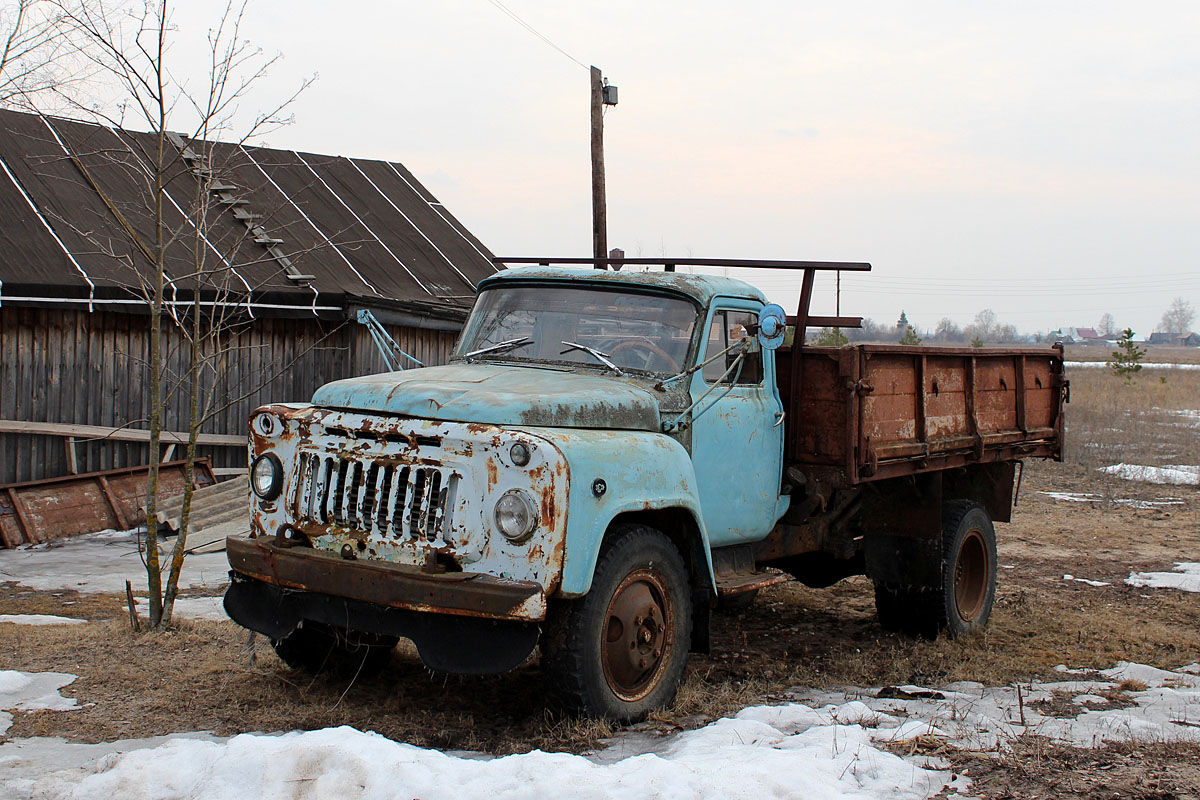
[2,458,1198,797]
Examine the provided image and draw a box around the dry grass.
[10,489,1197,757]
[956,738,1200,799]
[1064,365,1200,467]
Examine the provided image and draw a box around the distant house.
[1148,332,1180,345]
[0,108,498,484]
[1050,327,1110,344]
[1180,333,1200,347]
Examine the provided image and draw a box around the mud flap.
[863,534,941,590]
[224,572,539,675]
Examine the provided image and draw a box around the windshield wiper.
[560,341,623,376]
[463,337,532,359]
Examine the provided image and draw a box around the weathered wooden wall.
[0,306,459,483]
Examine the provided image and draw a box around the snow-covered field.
[3,662,1199,800]
[1066,361,1200,371]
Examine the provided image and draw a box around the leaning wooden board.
[0,459,216,547]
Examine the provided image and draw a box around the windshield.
[454,284,699,375]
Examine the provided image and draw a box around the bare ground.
[2,458,1199,798]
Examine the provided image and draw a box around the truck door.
[689,302,788,546]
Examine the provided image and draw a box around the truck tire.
[873,501,997,639]
[271,621,398,678]
[542,524,692,722]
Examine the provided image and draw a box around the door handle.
[773,411,785,428]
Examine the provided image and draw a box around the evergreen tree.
[1108,328,1146,383]
[815,327,849,346]
[899,325,922,345]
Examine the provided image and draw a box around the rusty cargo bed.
[777,343,1066,485]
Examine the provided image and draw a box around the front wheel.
[542,524,692,721]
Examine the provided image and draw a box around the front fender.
[517,427,715,597]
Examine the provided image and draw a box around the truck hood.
[310,363,662,431]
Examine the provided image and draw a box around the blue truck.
[224,258,1066,721]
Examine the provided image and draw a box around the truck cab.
[225,261,1065,721]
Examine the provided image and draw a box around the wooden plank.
[1014,355,1028,435]
[6,487,41,544]
[64,437,78,474]
[0,419,245,445]
[97,475,131,530]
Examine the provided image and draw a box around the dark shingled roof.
[0,108,496,316]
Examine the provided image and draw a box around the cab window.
[702,310,763,384]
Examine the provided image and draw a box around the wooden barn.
[0,107,497,491]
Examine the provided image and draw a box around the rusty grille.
[293,453,459,540]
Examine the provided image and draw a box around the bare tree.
[932,317,964,342]
[0,0,86,105]
[36,0,312,628]
[1159,297,1195,339]
[965,308,1020,344]
[1097,312,1116,338]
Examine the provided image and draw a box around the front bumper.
[226,536,546,622]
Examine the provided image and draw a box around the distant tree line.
[809,308,1022,346]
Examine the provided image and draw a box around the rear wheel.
[542,524,692,721]
[873,500,997,639]
[272,621,397,678]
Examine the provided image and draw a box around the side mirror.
[757,304,786,350]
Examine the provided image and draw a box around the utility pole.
[590,66,617,267]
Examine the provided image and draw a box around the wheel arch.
[526,428,716,598]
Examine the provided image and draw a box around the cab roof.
[479,266,767,306]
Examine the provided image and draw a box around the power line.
[484,0,589,70]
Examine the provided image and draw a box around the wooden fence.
[0,305,459,483]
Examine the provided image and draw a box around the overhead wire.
[484,0,589,70]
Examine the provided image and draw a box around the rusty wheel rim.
[954,529,988,622]
[601,569,675,702]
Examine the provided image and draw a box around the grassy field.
[1064,364,1200,468]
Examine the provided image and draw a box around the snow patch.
[1063,574,1110,587]
[0,530,230,594]
[1126,563,1200,593]
[1100,463,1200,485]
[11,662,1200,800]
[1038,491,1100,502]
[168,597,228,622]
[0,671,79,736]
[1113,498,1184,509]
[26,712,956,800]
[0,615,86,626]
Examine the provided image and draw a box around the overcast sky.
[165,0,1198,336]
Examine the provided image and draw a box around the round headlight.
[509,442,531,466]
[250,454,283,500]
[494,490,537,543]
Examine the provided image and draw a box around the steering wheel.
[608,338,680,372]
